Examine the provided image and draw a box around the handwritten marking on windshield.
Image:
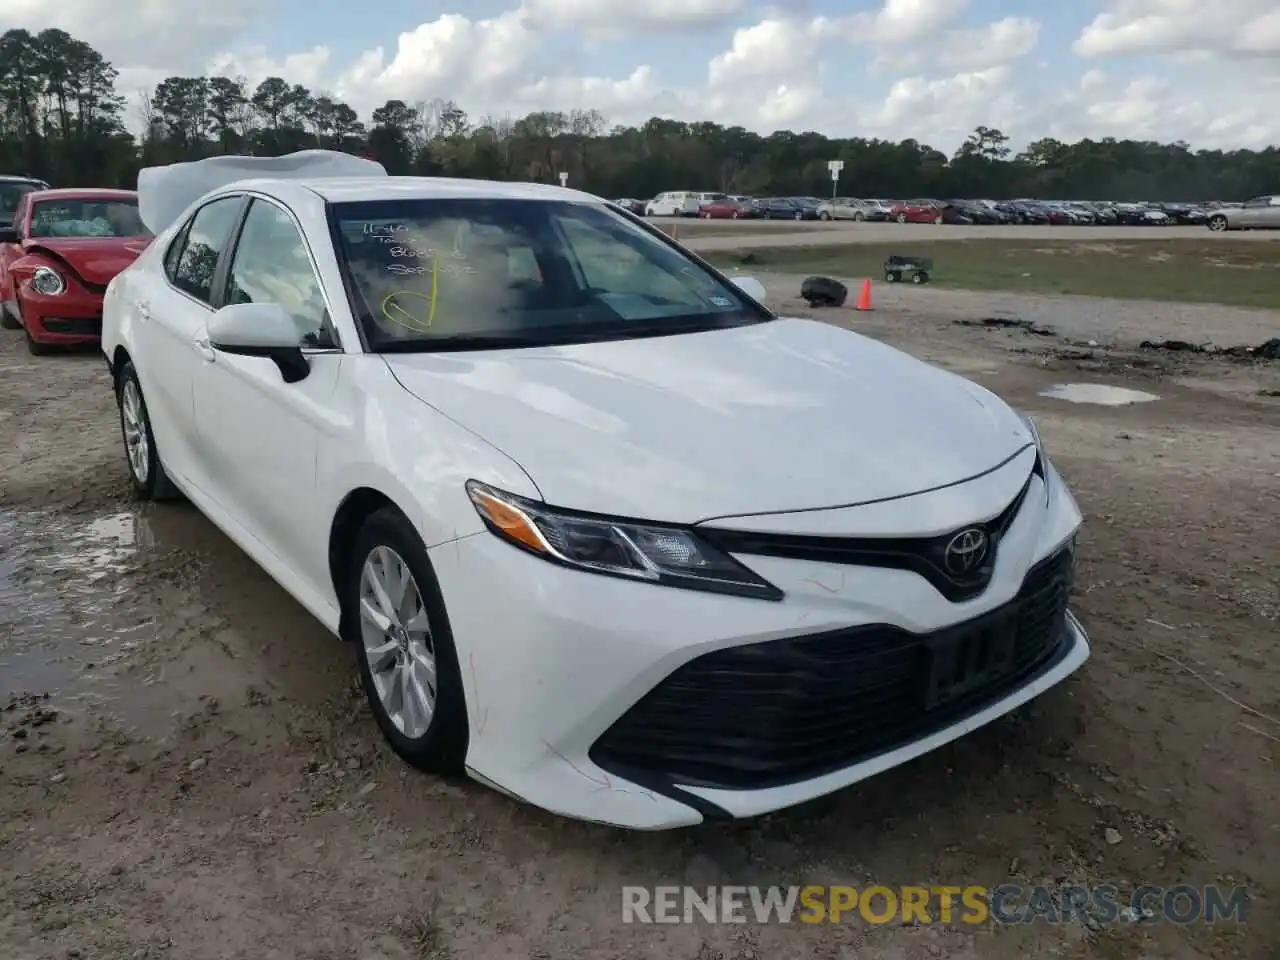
[386,262,474,277]
[380,255,439,331]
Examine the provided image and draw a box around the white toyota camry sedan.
[102,151,1090,829]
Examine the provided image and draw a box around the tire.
[896,213,907,223]
[1207,215,1228,232]
[763,211,772,220]
[731,211,740,220]
[794,211,803,221]
[345,507,469,773]
[1,303,18,330]
[885,271,900,283]
[933,215,943,225]
[800,275,848,308]
[853,212,864,222]
[912,271,929,284]
[116,361,181,500]
[819,211,831,221]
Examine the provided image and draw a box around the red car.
[697,199,756,219]
[0,188,152,354]
[888,199,944,224]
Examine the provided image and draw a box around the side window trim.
[219,193,343,351]
[163,194,250,309]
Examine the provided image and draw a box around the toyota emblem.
[943,528,988,575]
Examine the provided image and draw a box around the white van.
[645,191,710,217]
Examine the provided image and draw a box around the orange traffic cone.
[854,278,873,311]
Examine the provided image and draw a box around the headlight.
[465,481,782,601]
[31,266,65,296]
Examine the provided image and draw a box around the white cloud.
[1074,0,1280,58]
[15,1,1280,152]
[873,16,1040,73]
[0,0,269,69]
[521,0,745,30]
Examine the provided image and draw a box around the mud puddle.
[0,508,156,706]
[1,503,352,741]
[1039,382,1160,405]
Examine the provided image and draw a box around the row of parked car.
[614,191,1280,230]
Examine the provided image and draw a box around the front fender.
[317,359,542,552]
[9,250,63,289]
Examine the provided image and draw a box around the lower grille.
[590,546,1075,791]
[41,316,101,335]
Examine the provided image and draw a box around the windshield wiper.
[376,332,564,353]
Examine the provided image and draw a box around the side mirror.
[207,302,310,383]
[0,226,19,244]
[729,275,767,302]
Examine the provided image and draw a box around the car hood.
[384,319,1034,524]
[24,237,152,286]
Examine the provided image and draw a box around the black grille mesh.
[590,545,1074,790]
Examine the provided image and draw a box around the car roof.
[28,187,137,200]
[0,175,46,183]
[255,176,604,205]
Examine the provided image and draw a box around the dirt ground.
[1,279,1278,959]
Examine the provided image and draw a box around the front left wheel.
[0,304,19,330]
[346,508,469,773]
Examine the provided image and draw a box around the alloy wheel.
[120,379,150,484]
[358,545,437,740]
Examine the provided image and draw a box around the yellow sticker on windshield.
[380,254,439,331]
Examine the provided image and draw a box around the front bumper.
[20,285,104,344]
[430,459,1089,829]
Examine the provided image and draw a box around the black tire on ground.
[800,275,848,308]
[896,213,907,223]
[0,303,19,330]
[885,271,901,283]
[115,361,182,499]
[345,507,470,773]
[853,212,864,222]
[819,212,831,221]
[1207,215,1228,232]
[913,271,929,284]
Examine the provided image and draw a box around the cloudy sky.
[4,0,1277,151]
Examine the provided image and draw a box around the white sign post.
[827,159,845,199]
[558,172,568,187]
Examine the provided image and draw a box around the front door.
[194,196,347,591]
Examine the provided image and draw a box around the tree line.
[1,27,1277,203]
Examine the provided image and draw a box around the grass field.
[702,239,1280,309]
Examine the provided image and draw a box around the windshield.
[0,180,45,221]
[328,198,770,351]
[29,198,150,238]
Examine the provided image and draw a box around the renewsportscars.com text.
[621,884,1249,926]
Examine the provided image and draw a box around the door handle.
[194,337,216,362]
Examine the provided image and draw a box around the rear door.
[132,193,247,491]
[1236,196,1269,227]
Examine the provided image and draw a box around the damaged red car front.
[0,188,152,354]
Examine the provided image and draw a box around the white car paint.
[102,153,1090,830]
